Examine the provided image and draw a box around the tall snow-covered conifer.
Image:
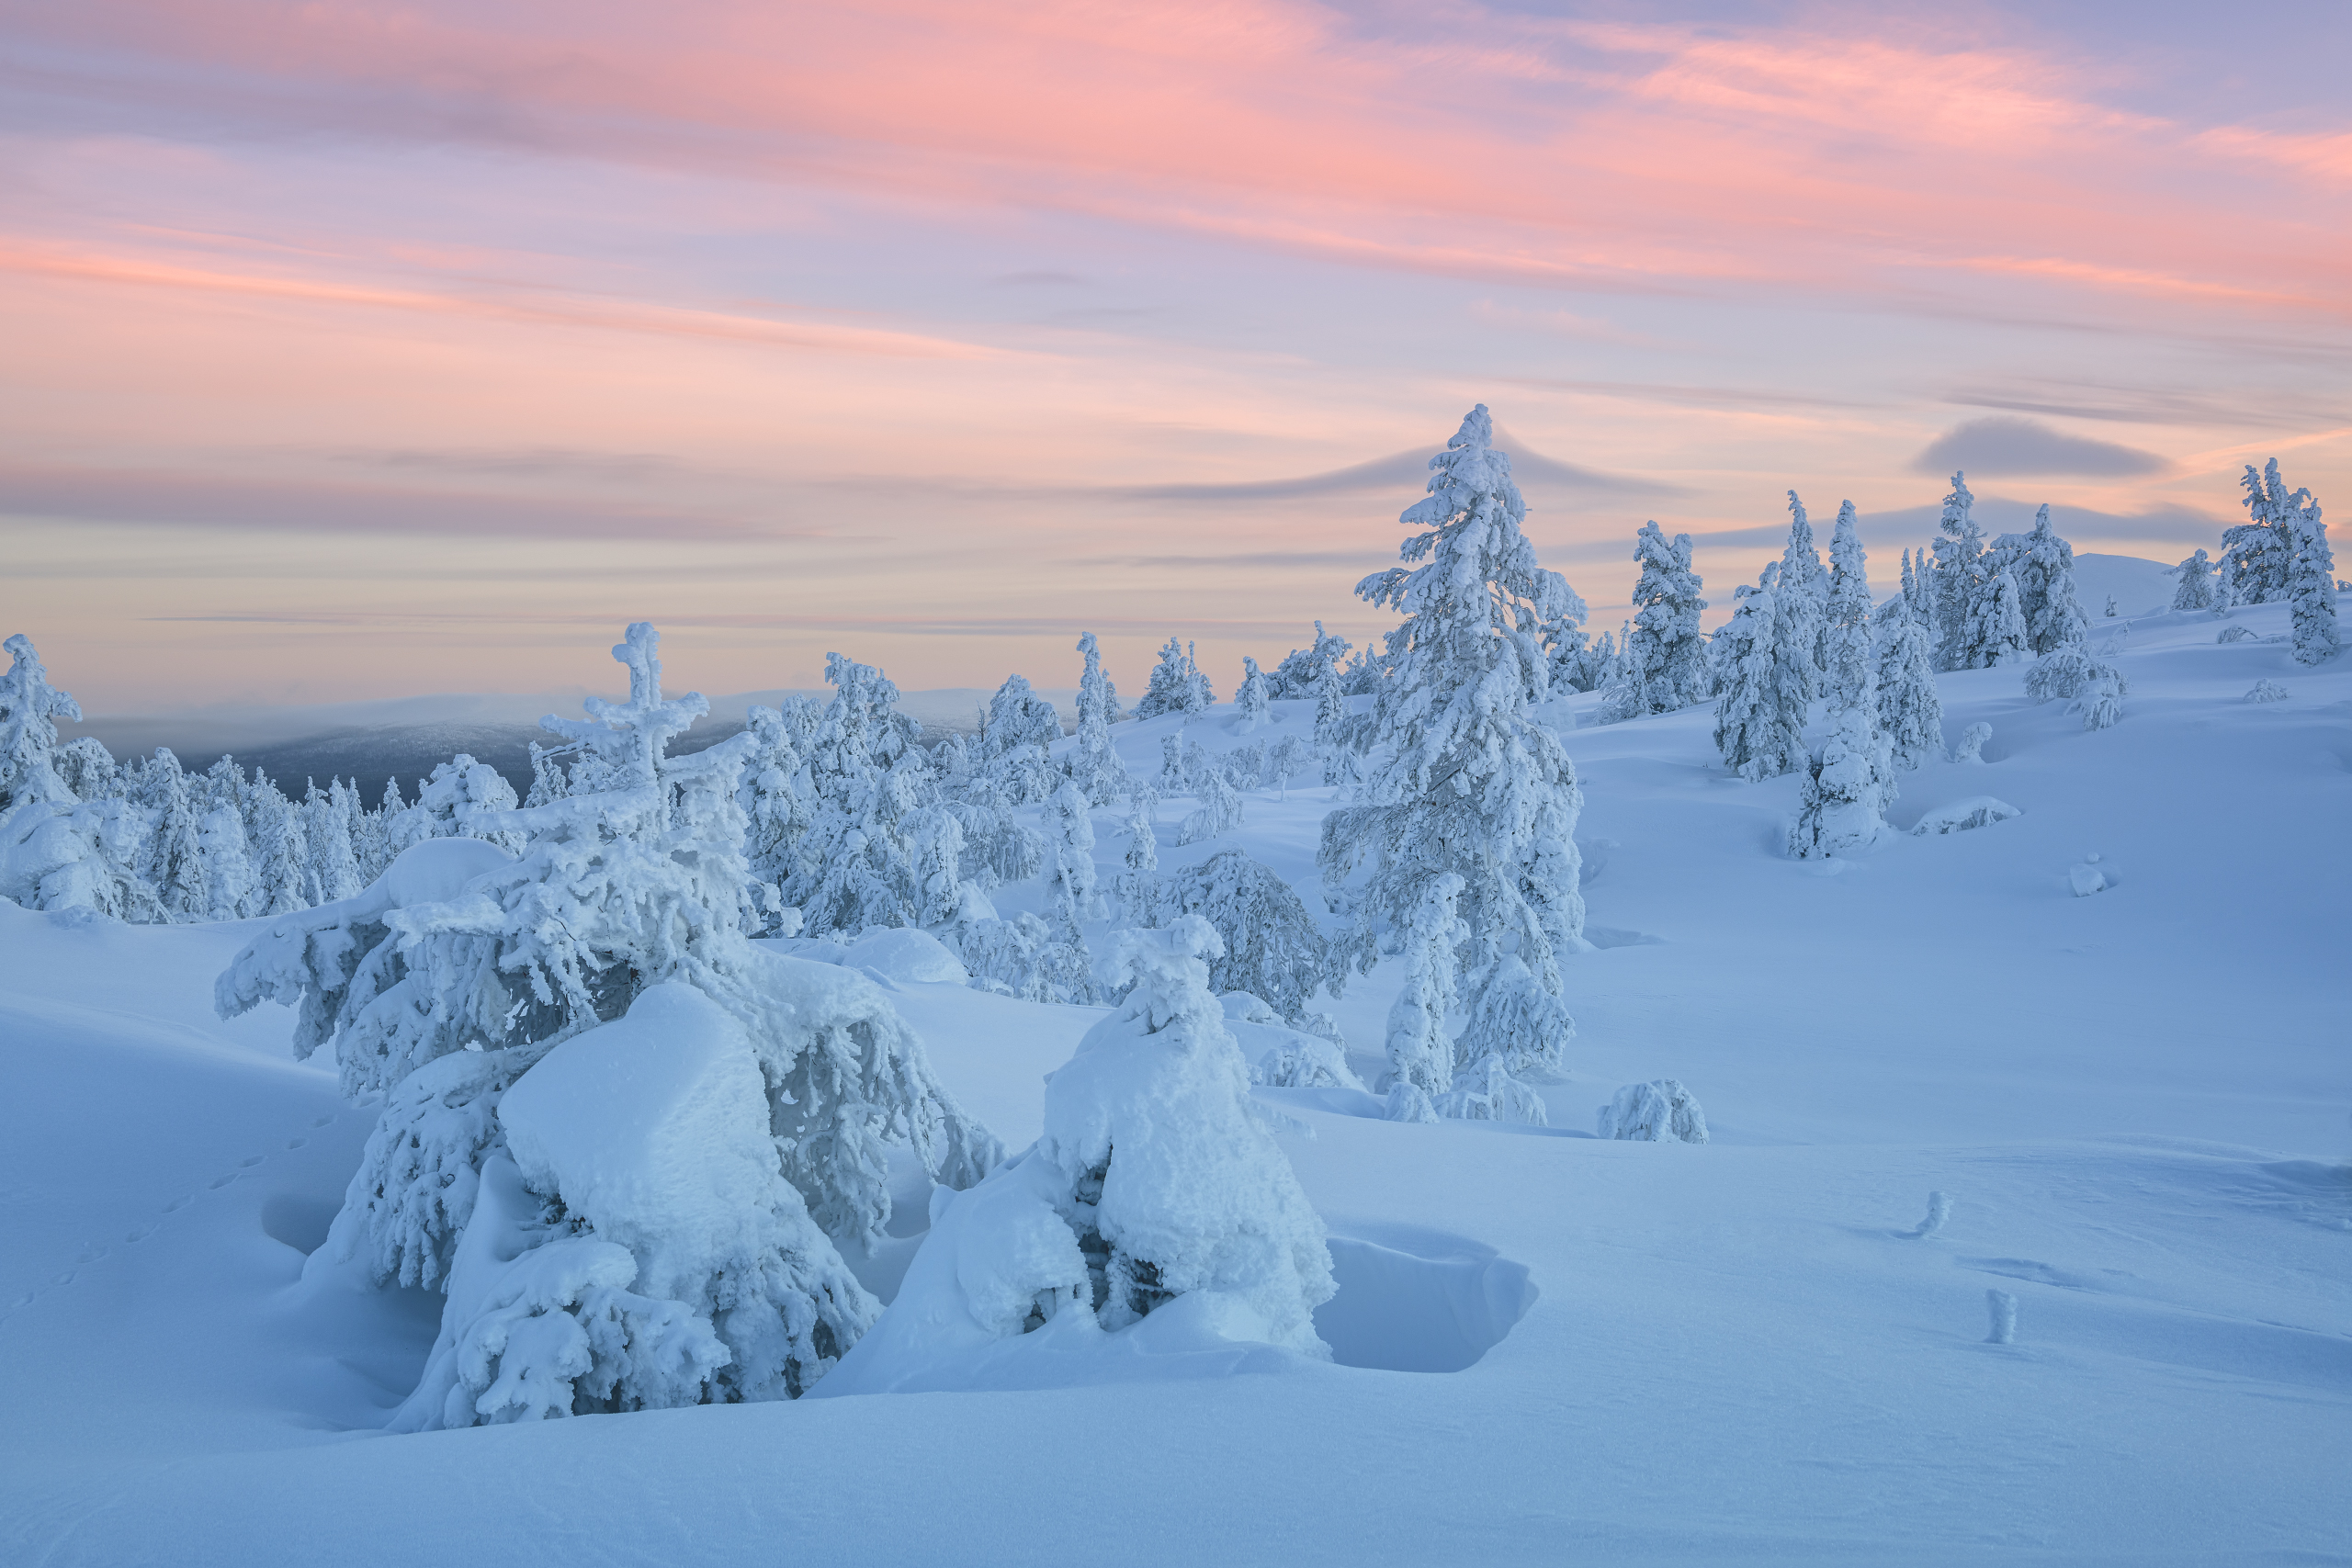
[1825,501,1874,713]
[1603,522,1709,719]
[1779,491,1829,687]
[0,634,83,817]
[1067,632,1127,803]
[1931,472,1990,671]
[1319,405,1584,1103]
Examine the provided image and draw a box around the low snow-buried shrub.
[2245,680,2289,703]
[820,918,1336,1393]
[1910,796,2021,836]
[1597,1079,1710,1143]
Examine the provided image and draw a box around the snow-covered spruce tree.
[825,917,1333,1388]
[1111,787,1159,921]
[1157,848,1342,1027]
[2280,475,2340,665]
[1875,610,1943,772]
[306,779,366,906]
[141,751,209,921]
[1605,521,1709,718]
[1135,637,1213,719]
[1973,570,2031,668]
[737,702,814,926]
[0,634,82,818]
[1788,701,1895,860]
[1269,621,1351,699]
[1319,405,1583,1100]
[1043,780,1102,969]
[787,654,937,936]
[2007,506,2088,654]
[974,673,1061,807]
[1067,632,1128,804]
[1712,576,1807,781]
[1267,734,1312,797]
[2171,547,2217,612]
[1779,491,1829,687]
[220,625,999,1424]
[198,799,256,919]
[54,737,118,805]
[246,773,309,917]
[1825,501,1874,713]
[1378,873,1464,1122]
[2222,459,2301,604]
[1931,472,1991,671]
[1234,656,1272,732]
[387,755,524,859]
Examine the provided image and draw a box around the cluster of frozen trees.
[2202,459,2339,665]
[217,624,1003,1425]
[0,636,528,924]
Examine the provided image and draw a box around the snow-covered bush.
[1596,1079,1709,1143]
[956,910,1093,1005]
[820,918,1335,1393]
[1178,768,1244,845]
[1322,406,1584,1102]
[2069,669,2126,731]
[2245,680,2289,703]
[1157,848,1340,1027]
[1910,797,2020,835]
[2216,625,2256,644]
[1951,721,1993,762]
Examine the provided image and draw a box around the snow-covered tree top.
[1356,403,1574,666]
[538,623,708,793]
[1,634,85,813]
[1939,472,1981,544]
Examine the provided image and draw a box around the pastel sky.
[5,0,2348,712]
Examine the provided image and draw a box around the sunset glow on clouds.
[4,0,2348,708]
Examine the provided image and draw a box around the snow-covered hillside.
[3,595,2345,1566]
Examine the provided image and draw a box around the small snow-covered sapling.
[1951,722,1992,764]
[1985,1290,2018,1346]
[1909,1191,1951,1238]
[2245,680,2288,703]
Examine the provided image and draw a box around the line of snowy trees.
[0,636,528,924]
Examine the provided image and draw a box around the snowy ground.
[3,595,2346,1566]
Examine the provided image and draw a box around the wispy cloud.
[1910,416,2167,479]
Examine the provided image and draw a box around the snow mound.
[844,926,969,985]
[2245,680,2289,703]
[1597,1079,1710,1143]
[1314,1223,1538,1373]
[1911,796,2022,835]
